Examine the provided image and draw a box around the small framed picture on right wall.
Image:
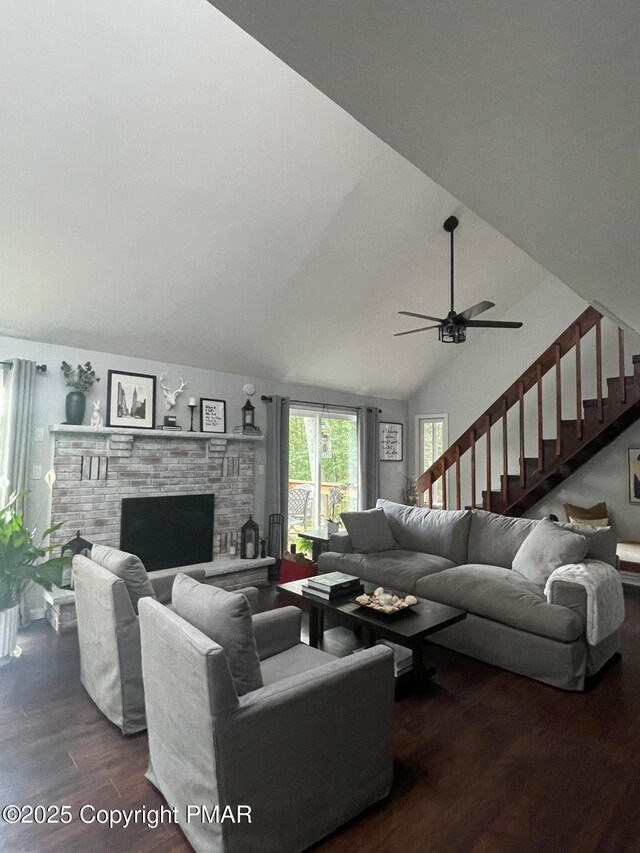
[629,448,640,503]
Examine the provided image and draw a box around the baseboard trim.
[620,571,640,588]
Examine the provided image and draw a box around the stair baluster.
[576,325,583,439]
[537,363,543,472]
[619,328,626,404]
[502,397,508,503]
[596,315,603,422]
[555,343,562,457]
[470,429,477,509]
[519,381,525,488]
[485,413,491,511]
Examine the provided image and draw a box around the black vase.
[65,391,86,425]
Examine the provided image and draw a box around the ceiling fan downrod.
[443,215,459,316]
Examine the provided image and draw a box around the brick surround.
[49,427,259,557]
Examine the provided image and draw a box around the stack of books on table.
[301,572,364,600]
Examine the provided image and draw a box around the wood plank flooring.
[1,586,640,852]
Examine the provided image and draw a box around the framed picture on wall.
[628,448,640,503]
[380,422,403,461]
[106,370,156,429]
[200,398,227,434]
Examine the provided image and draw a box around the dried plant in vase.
[60,361,100,425]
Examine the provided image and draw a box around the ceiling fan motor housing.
[439,323,466,344]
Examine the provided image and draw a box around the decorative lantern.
[61,530,93,587]
[240,515,259,559]
[242,399,255,429]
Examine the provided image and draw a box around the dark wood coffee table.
[277,579,466,688]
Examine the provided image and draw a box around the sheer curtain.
[264,395,290,545]
[0,359,37,627]
[0,359,36,507]
[357,406,380,509]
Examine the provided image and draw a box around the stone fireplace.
[49,425,259,557]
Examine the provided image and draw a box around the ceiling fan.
[395,215,523,344]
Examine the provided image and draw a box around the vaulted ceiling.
[1,0,583,399]
[208,0,640,332]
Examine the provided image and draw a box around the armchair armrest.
[213,646,394,851]
[252,606,302,660]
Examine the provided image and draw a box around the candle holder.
[188,399,197,432]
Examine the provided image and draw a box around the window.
[288,405,359,542]
[416,414,448,507]
[0,368,5,501]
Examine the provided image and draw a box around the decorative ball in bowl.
[355,587,418,616]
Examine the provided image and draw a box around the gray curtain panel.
[357,406,380,509]
[1,359,37,627]
[264,395,290,538]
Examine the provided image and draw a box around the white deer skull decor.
[159,373,188,410]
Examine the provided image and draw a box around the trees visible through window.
[288,406,359,541]
[417,415,447,507]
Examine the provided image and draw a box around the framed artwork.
[106,370,156,430]
[380,422,403,461]
[628,448,640,503]
[200,398,227,434]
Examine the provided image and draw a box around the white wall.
[1,333,408,617]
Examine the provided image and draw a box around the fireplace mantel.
[49,424,263,441]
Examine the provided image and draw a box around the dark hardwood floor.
[2,586,640,853]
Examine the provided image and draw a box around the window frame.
[415,413,448,506]
[289,404,360,530]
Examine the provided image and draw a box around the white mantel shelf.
[49,425,263,441]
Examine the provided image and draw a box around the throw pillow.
[556,521,617,566]
[171,573,263,696]
[340,508,396,553]
[563,501,609,527]
[91,544,156,614]
[512,518,589,586]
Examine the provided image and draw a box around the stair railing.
[417,306,626,512]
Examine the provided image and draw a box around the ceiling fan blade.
[464,320,523,329]
[456,300,495,321]
[398,311,445,323]
[393,325,441,337]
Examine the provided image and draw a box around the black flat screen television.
[120,493,214,572]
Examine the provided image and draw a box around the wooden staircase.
[417,307,640,517]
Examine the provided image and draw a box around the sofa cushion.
[556,522,617,566]
[171,573,263,696]
[512,519,589,586]
[317,549,455,593]
[467,511,538,568]
[340,508,396,553]
[416,564,584,642]
[376,499,471,565]
[91,543,156,614]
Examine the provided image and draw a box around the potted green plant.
[0,491,70,666]
[60,360,100,425]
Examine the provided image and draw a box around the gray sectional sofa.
[318,499,621,691]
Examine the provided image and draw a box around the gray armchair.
[139,595,395,853]
[73,547,210,735]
